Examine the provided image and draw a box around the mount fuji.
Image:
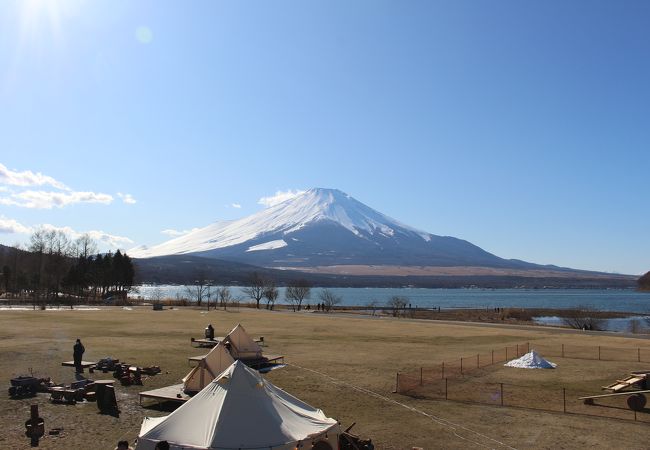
[130,188,547,270]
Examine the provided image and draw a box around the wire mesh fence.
[395,342,650,423]
[400,376,650,423]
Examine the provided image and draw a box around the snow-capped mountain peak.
[129,188,511,269]
[130,188,431,259]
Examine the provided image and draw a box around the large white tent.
[183,343,235,394]
[222,323,263,360]
[136,361,340,450]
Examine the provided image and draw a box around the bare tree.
[318,288,342,312]
[263,280,278,310]
[366,299,379,317]
[149,287,164,305]
[561,306,604,330]
[73,234,98,259]
[185,275,209,306]
[29,229,47,308]
[242,272,266,309]
[285,279,311,311]
[217,286,232,311]
[46,230,72,305]
[386,296,408,317]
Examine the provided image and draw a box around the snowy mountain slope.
[130,188,538,269]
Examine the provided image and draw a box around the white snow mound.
[504,350,556,369]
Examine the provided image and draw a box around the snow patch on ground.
[504,350,556,369]
[246,239,288,252]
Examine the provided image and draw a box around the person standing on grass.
[73,338,85,373]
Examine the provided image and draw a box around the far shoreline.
[1,299,648,333]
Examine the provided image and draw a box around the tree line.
[0,229,134,306]
[179,272,343,312]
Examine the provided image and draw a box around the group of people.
[115,439,169,449]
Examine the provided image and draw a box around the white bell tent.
[222,323,263,360]
[136,361,340,450]
[183,343,235,394]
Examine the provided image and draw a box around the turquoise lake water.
[133,286,650,314]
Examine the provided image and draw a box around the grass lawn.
[2,306,650,449]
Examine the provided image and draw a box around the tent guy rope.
[288,363,518,450]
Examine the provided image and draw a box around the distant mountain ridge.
[129,188,586,273]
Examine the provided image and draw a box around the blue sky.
[1,0,648,274]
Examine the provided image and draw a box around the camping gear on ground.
[339,423,374,450]
[95,380,118,414]
[24,404,44,447]
[141,366,161,376]
[205,324,215,340]
[580,370,650,411]
[114,364,143,386]
[95,357,119,373]
[504,350,556,369]
[183,343,234,394]
[9,376,45,398]
[136,361,340,450]
[49,387,85,404]
[602,370,650,392]
[47,378,95,404]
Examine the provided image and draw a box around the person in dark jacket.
[73,338,85,373]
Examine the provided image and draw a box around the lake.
[132,285,650,313]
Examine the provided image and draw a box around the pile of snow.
[504,350,556,369]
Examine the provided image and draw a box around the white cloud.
[0,216,32,234]
[231,203,241,209]
[0,163,123,210]
[40,224,134,248]
[258,189,306,208]
[118,192,137,204]
[0,162,69,190]
[161,228,200,237]
[0,190,113,209]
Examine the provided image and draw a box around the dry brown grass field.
[2,306,650,449]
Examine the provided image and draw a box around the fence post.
[441,362,445,379]
[491,349,494,365]
[516,344,519,356]
[563,388,566,413]
[562,343,565,358]
[505,347,508,360]
[395,373,399,393]
[445,377,448,400]
[460,358,463,375]
[598,346,601,361]
[500,383,504,406]
[477,354,479,368]
[420,367,423,386]
[639,348,641,363]
[527,342,530,353]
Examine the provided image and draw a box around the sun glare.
[19,0,82,42]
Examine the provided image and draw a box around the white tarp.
[504,350,557,369]
[183,343,235,393]
[222,323,263,360]
[136,361,339,450]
